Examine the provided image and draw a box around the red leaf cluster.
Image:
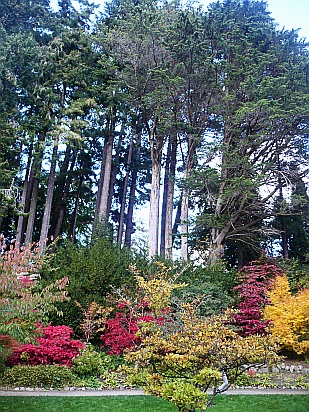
[6,325,84,367]
[232,258,283,336]
[100,301,169,355]
[100,312,140,355]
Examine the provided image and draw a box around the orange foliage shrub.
[264,275,309,356]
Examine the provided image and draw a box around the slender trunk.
[180,136,195,261]
[172,198,182,242]
[124,132,141,248]
[93,142,107,227]
[180,179,189,261]
[51,152,77,247]
[148,159,161,258]
[160,140,170,256]
[146,112,163,259]
[71,176,83,245]
[160,134,177,259]
[25,178,39,245]
[107,128,124,217]
[22,133,46,245]
[118,133,134,246]
[39,136,59,253]
[209,128,232,264]
[95,116,115,230]
[48,144,72,237]
[16,142,33,245]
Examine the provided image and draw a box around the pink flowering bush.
[232,254,283,336]
[6,325,84,367]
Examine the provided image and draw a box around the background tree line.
[0,0,309,267]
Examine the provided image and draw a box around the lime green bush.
[71,347,104,378]
[71,346,125,378]
[1,365,74,388]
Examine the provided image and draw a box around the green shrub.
[72,346,125,379]
[1,365,74,388]
[71,347,104,378]
[42,238,141,333]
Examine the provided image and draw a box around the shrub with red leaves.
[232,254,284,336]
[101,312,139,355]
[100,294,171,355]
[6,325,84,367]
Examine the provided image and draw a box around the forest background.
[1,0,309,266]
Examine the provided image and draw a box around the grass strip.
[0,394,308,412]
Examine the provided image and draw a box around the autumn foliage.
[100,263,183,355]
[0,242,69,342]
[232,256,283,336]
[6,325,84,367]
[110,266,278,411]
[264,275,309,356]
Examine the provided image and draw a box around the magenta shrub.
[101,312,139,355]
[232,256,283,336]
[6,325,84,367]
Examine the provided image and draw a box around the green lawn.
[0,395,308,412]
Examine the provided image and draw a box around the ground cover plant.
[0,395,308,412]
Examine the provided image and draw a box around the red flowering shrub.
[6,325,84,367]
[232,255,283,336]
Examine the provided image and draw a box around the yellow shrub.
[264,275,309,355]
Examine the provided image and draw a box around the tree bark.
[118,132,133,246]
[160,133,177,259]
[124,132,141,249]
[16,142,33,245]
[94,115,115,232]
[50,150,77,246]
[148,159,161,258]
[71,175,83,245]
[180,136,195,261]
[24,177,39,245]
[39,136,59,253]
[48,144,72,238]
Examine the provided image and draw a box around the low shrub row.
[2,365,74,388]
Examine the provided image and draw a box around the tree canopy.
[0,0,308,266]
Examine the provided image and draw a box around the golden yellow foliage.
[264,275,309,355]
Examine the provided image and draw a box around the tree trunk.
[48,144,72,237]
[94,115,115,232]
[160,133,177,259]
[118,133,133,246]
[172,198,182,242]
[180,136,195,261]
[71,175,83,244]
[39,136,59,253]
[124,132,141,249]
[19,132,46,245]
[146,113,163,259]
[93,141,107,228]
[148,159,161,258]
[107,128,124,218]
[50,151,77,249]
[16,142,33,245]
[24,177,39,245]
